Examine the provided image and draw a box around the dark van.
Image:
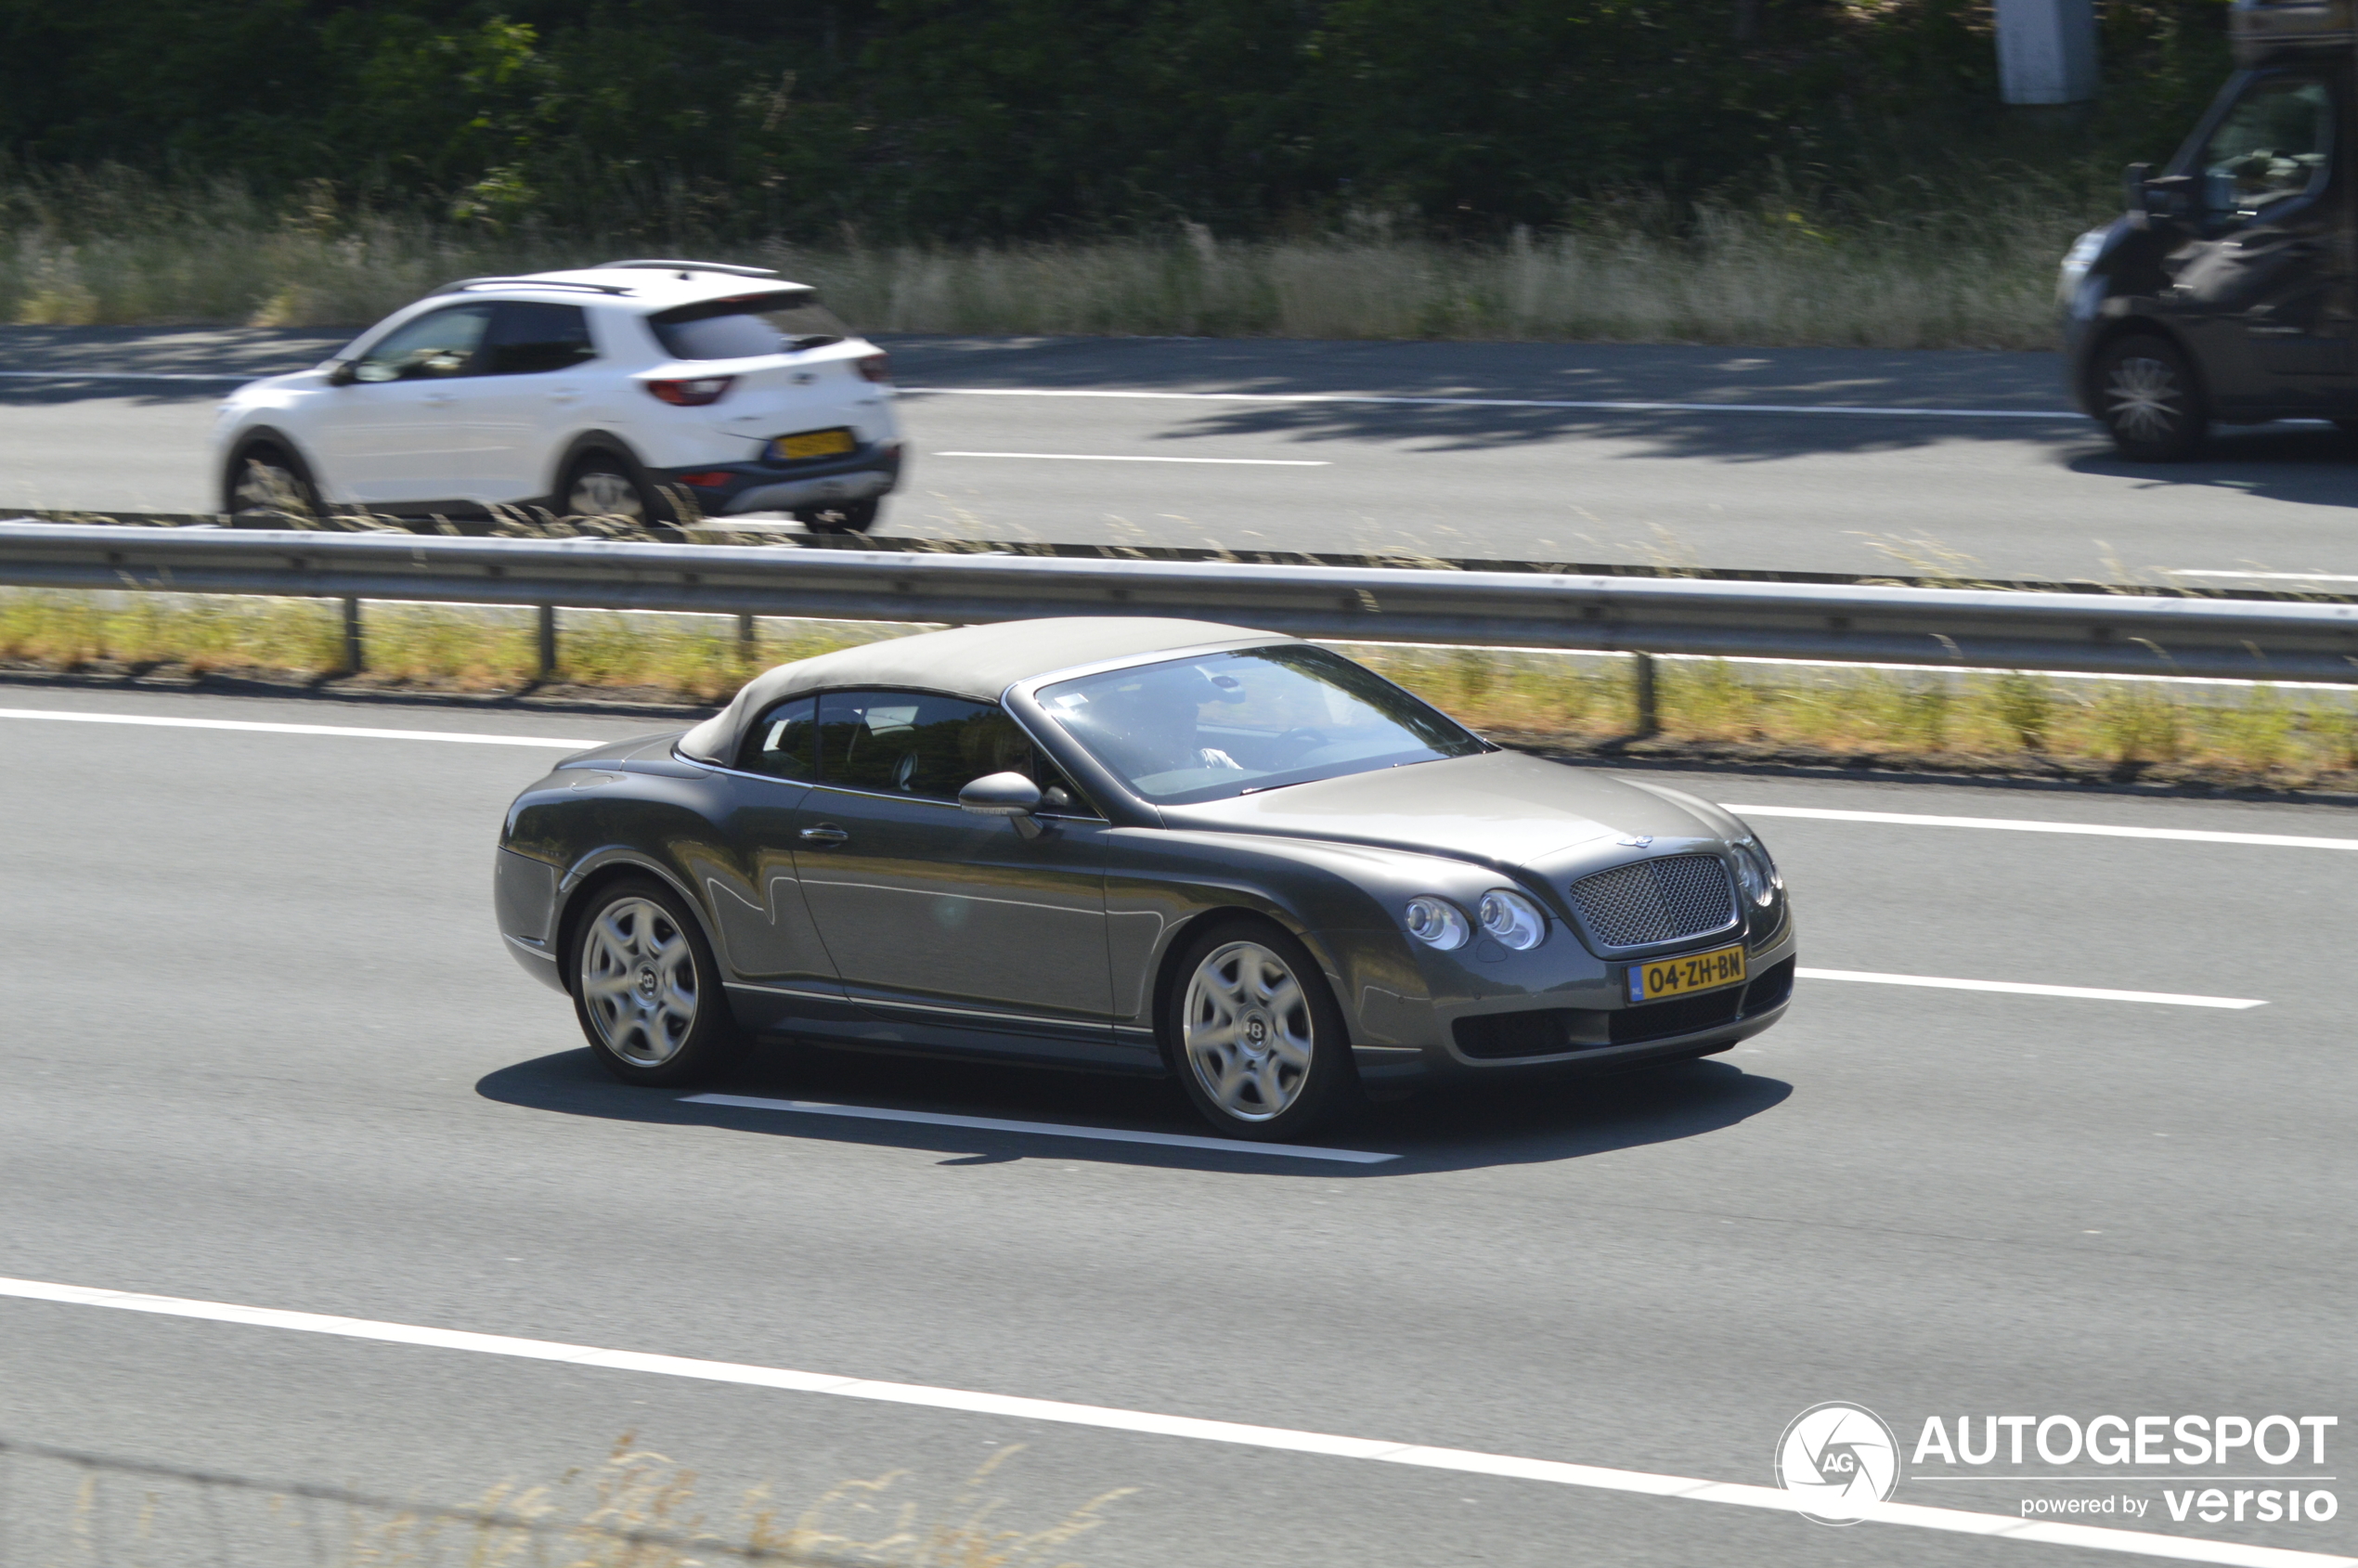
[2065,0,2358,459]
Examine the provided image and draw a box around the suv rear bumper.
[661,441,902,516]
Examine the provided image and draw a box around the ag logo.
[1773,1403,1901,1524]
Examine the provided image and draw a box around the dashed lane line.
[0,707,596,747]
[932,450,1330,465]
[0,1276,2341,1568]
[900,386,2081,420]
[1728,803,2358,852]
[1797,968,2265,1009]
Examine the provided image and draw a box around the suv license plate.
[773,428,856,461]
[1628,943,1747,1004]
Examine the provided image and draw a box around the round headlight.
[1733,838,1781,908]
[1477,888,1548,951]
[1403,897,1471,951]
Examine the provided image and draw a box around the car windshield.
[1036,644,1484,804]
[646,291,849,359]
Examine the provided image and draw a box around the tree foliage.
[0,0,2235,239]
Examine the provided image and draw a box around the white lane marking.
[933,450,1329,466]
[2165,568,2358,584]
[0,708,597,748]
[683,1093,1397,1163]
[1798,968,2265,1009]
[0,369,258,382]
[1726,802,2358,852]
[901,386,2080,421]
[1,1276,2341,1568]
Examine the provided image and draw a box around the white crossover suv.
[212,260,902,533]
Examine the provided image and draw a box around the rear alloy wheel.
[1166,921,1356,1140]
[570,877,743,1086]
[227,444,322,521]
[562,452,677,533]
[795,498,881,535]
[2094,335,2204,461]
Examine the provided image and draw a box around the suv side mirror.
[959,771,1044,837]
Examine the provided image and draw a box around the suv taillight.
[646,375,734,406]
[857,352,891,383]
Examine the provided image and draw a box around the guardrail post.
[1632,652,1659,736]
[536,604,558,680]
[341,597,364,675]
[737,612,757,665]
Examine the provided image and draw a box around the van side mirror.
[958,771,1044,837]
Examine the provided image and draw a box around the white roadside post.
[1994,0,2099,105]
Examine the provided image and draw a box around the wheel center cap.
[635,965,659,1003]
[1240,1010,1271,1055]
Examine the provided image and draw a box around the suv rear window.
[646,291,849,360]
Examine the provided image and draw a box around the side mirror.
[959,771,1044,838]
[326,360,357,386]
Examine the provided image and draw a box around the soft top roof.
[677,616,1285,766]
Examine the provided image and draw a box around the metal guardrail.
[5,520,2358,684]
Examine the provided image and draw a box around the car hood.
[1158,750,1739,868]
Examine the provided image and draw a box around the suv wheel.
[796,498,881,535]
[2094,335,2205,461]
[562,452,677,532]
[227,442,323,521]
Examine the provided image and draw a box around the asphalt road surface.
[1,684,2351,1568]
[9,326,2358,585]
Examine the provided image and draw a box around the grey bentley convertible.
[494,617,1795,1139]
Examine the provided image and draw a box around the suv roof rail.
[599,258,782,279]
[436,276,636,296]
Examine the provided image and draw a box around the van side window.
[2201,77,2332,230]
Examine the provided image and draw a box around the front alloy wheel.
[570,879,741,1085]
[1168,923,1355,1139]
[2096,337,2203,461]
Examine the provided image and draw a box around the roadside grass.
[7,590,2356,790]
[36,1434,1131,1568]
[0,167,2092,349]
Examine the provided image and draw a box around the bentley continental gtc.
[494,617,1795,1139]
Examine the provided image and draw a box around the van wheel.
[796,498,880,535]
[2094,336,2205,461]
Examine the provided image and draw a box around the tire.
[2093,334,2205,461]
[795,497,881,535]
[561,450,678,531]
[568,875,744,1086]
[1161,919,1358,1141]
[225,441,323,520]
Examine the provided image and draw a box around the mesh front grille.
[1568,854,1736,948]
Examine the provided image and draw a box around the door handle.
[422,391,457,405]
[548,387,581,404]
[798,823,849,845]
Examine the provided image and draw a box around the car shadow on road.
[2064,422,2358,515]
[475,1041,1792,1178]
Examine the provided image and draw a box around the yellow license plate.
[773,428,856,460]
[1629,943,1747,1004]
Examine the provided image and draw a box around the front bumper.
[1340,913,1799,1087]
[662,441,903,517]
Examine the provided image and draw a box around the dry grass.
[0,169,2092,349]
[7,589,2357,790]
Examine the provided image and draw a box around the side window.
[483,302,597,375]
[816,690,1093,810]
[740,694,818,780]
[351,305,494,382]
[2201,76,2333,230]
